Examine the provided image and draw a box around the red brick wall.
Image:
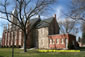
[6,32,8,46]
[1,29,31,48]
[49,39,66,49]
[1,32,5,47]
[48,34,76,49]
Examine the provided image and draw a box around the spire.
[12,8,17,16]
[8,23,11,30]
[53,14,57,21]
[53,14,56,19]
[10,8,18,28]
[4,25,7,31]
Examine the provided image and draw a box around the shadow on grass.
[79,47,85,51]
[0,56,4,57]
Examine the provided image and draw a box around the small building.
[48,34,76,49]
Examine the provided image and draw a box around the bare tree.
[82,21,85,33]
[59,18,78,35]
[81,21,85,44]
[64,0,85,43]
[64,0,85,21]
[0,0,57,52]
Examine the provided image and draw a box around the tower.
[10,8,18,29]
[4,24,7,31]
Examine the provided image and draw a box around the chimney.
[53,14,56,20]
[38,15,40,19]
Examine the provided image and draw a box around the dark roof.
[35,17,53,29]
[30,18,41,29]
[30,17,54,29]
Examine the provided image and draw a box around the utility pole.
[12,27,15,57]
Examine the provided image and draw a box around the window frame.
[56,39,59,44]
[61,38,64,44]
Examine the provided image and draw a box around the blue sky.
[0,0,82,39]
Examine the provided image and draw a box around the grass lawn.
[0,48,85,57]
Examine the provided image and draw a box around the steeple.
[8,23,11,30]
[4,25,7,31]
[12,8,17,16]
[10,8,18,28]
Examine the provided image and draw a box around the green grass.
[0,48,85,57]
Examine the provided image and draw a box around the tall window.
[49,39,55,44]
[53,39,55,44]
[49,39,52,44]
[56,39,59,44]
[61,39,64,44]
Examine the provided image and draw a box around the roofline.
[48,33,75,37]
[35,26,48,29]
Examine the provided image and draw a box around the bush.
[19,45,21,48]
[68,43,72,49]
[76,42,79,47]
[68,43,75,49]
[0,45,1,48]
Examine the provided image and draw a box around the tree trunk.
[24,31,27,52]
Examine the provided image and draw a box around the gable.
[29,16,60,32]
[48,17,60,35]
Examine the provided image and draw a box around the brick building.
[1,9,77,49]
[48,34,76,49]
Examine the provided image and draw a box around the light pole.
[12,26,16,57]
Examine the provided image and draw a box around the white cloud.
[55,6,63,19]
[0,35,2,38]
[30,15,48,20]
[55,6,66,23]
[0,13,8,25]
[0,13,8,39]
